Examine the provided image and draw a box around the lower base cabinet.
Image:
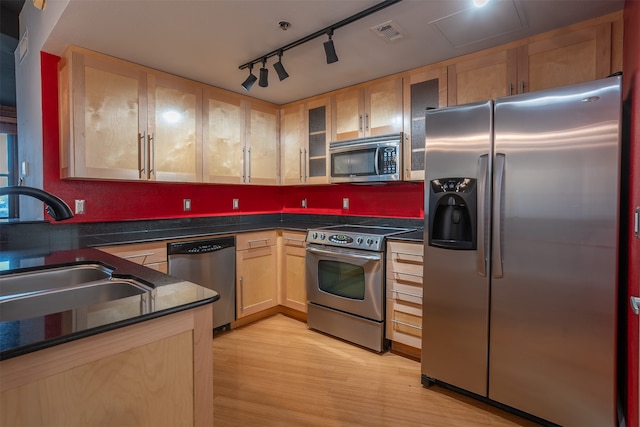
[278,230,308,313]
[236,230,278,318]
[386,240,424,356]
[0,305,213,427]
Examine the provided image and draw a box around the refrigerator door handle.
[477,154,489,276]
[493,153,506,278]
[631,297,640,315]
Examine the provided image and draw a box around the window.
[0,132,18,220]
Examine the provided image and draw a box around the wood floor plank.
[212,314,540,426]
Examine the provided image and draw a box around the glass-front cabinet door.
[403,66,447,181]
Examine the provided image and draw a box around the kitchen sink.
[0,278,154,322]
[0,263,114,297]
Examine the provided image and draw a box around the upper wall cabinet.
[280,97,331,185]
[447,15,620,105]
[332,77,403,141]
[248,101,279,185]
[202,88,246,184]
[403,67,447,182]
[59,46,202,182]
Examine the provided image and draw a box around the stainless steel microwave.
[329,133,403,183]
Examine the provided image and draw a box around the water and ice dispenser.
[428,178,477,250]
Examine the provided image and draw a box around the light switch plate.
[183,199,191,211]
[233,199,239,210]
[343,198,349,209]
[302,198,307,208]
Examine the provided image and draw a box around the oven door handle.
[306,246,381,261]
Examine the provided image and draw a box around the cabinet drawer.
[386,279,422,305]
[236,230,277,250]
[386,299,422,349]
[281,230,307,248]
[99,242,168,266]
[386,241,424,279]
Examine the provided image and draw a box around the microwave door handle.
[374,147,380,175]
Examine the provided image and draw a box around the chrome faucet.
[0,186,74,221]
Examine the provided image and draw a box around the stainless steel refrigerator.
[421,76,621,427]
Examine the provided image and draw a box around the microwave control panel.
[380,147,398,175]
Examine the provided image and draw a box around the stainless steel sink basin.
[0,278,154,322]
[0,264,113,297]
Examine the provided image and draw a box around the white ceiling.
[42,0,624,106]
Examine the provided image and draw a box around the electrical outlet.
[74,199,86,215]
[183,199,191,211]
[302,198,307,208]
[343,198,349,209]
[233,199,239,210]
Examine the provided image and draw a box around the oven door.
[305,244,384,321]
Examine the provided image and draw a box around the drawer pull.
[247,238,270,246]
[390,270,423,279]
[391,319,422,330]
[284,238,305,244]
[391,289,422,299]
[392,251,423,258]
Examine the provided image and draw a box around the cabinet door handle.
[299,148,303,183]
[242,147,247,182]
[303,148,308,182]
[359,114,363,132]
[247,147,252,183]
[138,132,146,177]
[364,113,369,132]
[520,80,526,93]
[509,83,513,96]
[148,133,155,176]
[392,251,423,259]
[247,238,270,246]
[240,277,244,313]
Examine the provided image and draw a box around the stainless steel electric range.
[305,225,414,352]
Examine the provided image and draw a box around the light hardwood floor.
[212,314,540,426]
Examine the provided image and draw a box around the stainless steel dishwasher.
[167,237,235,330]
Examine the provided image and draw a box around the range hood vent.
[370,20,406,43]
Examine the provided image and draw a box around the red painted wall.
[624,1,640,425]
[40,52,423,223]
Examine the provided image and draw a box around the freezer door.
[489,77,621,426]
[422,100,492,396]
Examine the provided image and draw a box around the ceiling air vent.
[370,20,406,43]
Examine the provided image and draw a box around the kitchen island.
[0,247,218,426]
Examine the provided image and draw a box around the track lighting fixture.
[259,58,269,87]
[237,0,401,89]
[241,63,257,91]
[273,50,289,81]
[323,29,339,64]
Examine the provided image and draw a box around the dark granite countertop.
[387,229,425,243]
[0,247,219,361]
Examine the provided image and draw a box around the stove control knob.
[366,238,374,246]
[312,232,318,239]
[356,237,364,245]
[320,233,326,240]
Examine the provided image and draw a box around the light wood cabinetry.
[0,305,213,427]
[278,230,307,313]
[280,103,306,185]
[203,89,279,185]
[447,14,620,105]
[332,77,403,141]
[403,66,448,181]
[386,240,423,354]
[280,97,331,185]
[248,101,279,185]
[59,46,202,182]
[98,241,168,273]
[236,230,278,317]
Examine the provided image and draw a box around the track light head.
[241,63,257,91]
[273,50,289,81]
[259,58,269,87]
[324,29,339,64]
